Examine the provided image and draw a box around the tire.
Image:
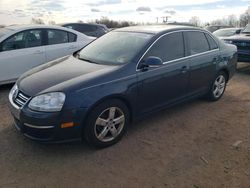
[83,99,130,148]
[207,71,227,101]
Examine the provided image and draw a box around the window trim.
[142,31,186,64]
[136,30,219,71]
[204,33,219,50]
[45,29,77,46]
[184,31,211,56]
[46,29,69,46]
[0,29,46,52]
[68,31,77,43]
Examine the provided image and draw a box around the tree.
[92,17,136,28]
[239,7,250,27]
[228,15,238,27]
[238,6,250,27]
[31,18,45,24]
[48,20,56,25]
[189,16,201,27]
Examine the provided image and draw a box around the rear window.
[79,25,97,32]
[186,31,210,55]
[68,32,77,42]
[205,33,218,50]
[48,29,68,45]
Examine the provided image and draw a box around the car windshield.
[0,28,10,38]
[213,29,237,37]
[79,31,153,65]
[242,24,250,33]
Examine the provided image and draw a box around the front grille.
[232,41,250,51]
[14,91,30,108]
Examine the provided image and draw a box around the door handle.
[181,66,188,74]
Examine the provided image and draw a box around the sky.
[0,0,249,25]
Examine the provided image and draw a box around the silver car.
[0,25,95,85]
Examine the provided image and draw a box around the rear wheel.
[208,71,227,101]
[83,99,130,148]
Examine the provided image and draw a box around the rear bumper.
[9,102,88,143]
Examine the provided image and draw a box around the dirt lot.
[0,63,250,188]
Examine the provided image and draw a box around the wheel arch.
[218,68,229,82]
[82,94,134,129]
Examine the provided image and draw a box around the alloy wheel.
[94,107,125,142]
[213,75,226,98]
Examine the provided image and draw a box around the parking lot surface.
[1,63,250,188]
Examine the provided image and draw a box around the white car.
[0,25,95,85]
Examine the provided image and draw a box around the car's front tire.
[208,71,227,101]
[83,99,130,148]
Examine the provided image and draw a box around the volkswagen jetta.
[9,25,237,147]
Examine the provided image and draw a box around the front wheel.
[208,72,227,101]
[83,99,130,148]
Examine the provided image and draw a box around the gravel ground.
[0,63,250,188]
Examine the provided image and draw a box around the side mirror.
[235,30,241,34]
[140,56,163,70]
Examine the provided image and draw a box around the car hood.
[223,33,250,41]
[18,55,119,96]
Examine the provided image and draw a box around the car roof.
[0,24,93,41]
[4,24,73,31]
[215,28,242,31]
[60,23,107,28]
[205,25,230,27]
[114,25,201,34]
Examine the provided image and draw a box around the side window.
[186,31,210,55]
[48,29,68,45]
[79,25,96,32]
[68,32,77,42]
[205,33,218,50]
[65,25,74,29]
[1,30,42,51]
[144,32,185,62]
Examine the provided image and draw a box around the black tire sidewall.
[83,99,130,148]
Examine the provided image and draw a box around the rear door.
[45,29,78,62]
[136,32,189,114]
[184,31,219,95]
[0,29,46,82]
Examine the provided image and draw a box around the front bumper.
[9,100,87,143]
[237,50,250,62]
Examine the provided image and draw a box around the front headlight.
[223,40,233,44]
[28,92,66,112]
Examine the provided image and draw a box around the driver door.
[136,32,189,115]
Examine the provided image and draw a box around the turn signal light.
[61,122,74,128]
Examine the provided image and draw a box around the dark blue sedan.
[223,24,250,62]
[9,25,237,147]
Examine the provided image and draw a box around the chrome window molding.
[136,29,220,72]
[137,49,219,74]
